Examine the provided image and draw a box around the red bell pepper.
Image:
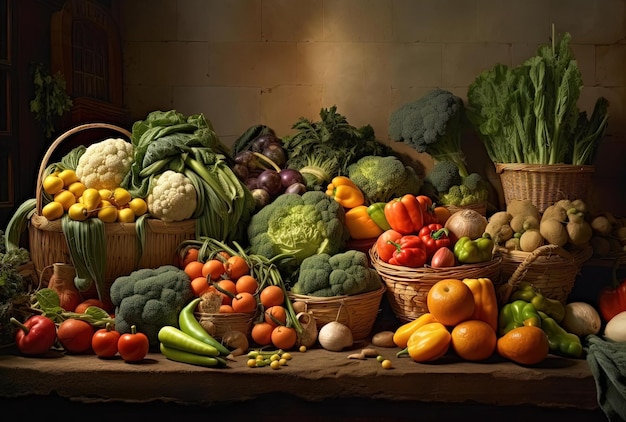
[384,194,424,235]
[418,223,451,259]
[376,229,403,263]
[10,315,57,356]
[416,195,438,225]
[388,235,427,268]
[598,275,626,322]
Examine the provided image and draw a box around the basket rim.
[35,123,132,214]
[494,162,595,174]
[287,283,386,304]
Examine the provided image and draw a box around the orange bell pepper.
[344,205,384,240]
[392,312,438,349]
[400,322,451,363]
[462,278,499,332]
[326,176,365,209]
[384,194,424,235]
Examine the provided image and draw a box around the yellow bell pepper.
[402,322,451,363]
[462,278,499,332]
[344,205,383,240]
[325,176,365,209]
[392,312,438,349]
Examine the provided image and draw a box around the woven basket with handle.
[28,123,197,308]
[369,243,502,323]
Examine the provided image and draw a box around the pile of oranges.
[181,248,297,351]
[404,278,549,365]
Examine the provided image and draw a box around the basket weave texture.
[444,201,487,217]
[369,244,502,323]
[27,123,197,306]
[495,163,594,213]
[496,244,593,305]
[288,283,386,340]
[194,311,257,341]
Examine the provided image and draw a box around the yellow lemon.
[54,189,76,211]
[128,197,148,216]
[82,188,101,211]
[42,175,64,195]
[99,189,113,201]
[57,169,79,187]
[113,187,132,207]
[97,204,118,223]
[117,207,136,223]
[68,181,86,199]
[42,201,64,220]
[68,202,89,221]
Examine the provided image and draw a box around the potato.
[371,331,395,348]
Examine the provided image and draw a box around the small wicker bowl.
[194,311,257,341]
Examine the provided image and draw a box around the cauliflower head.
[147,170,197,222]
[75,138,134,190]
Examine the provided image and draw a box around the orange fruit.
[224,255,250,280]
[190,276,211,297]
[251,322,274,346]
[231,292,258,313]
[181,247,199,268]
[57,319,95,354]
[202,259,225,281]
[219,304,234,313]
[74,298,108,313]
[264,305,287,327]
[235,275,259,295]
[215,279,237,306]
[451,319,497,361]
[497,325,550,366]
[259,285,285,308]
[184,260,204,280]
[426,278,475,326]
[271,325,297,350]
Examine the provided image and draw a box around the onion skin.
[444,209,488,243]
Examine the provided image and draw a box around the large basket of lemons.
[28,123,196,309]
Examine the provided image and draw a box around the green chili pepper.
[498,299,542,336]
[538,311,583,358]
[367,202,391,231]
[178,298,230,356]
[158,325,220,357]
[510,282,565,322]
[159,343,223,367]
[453,233,494,264]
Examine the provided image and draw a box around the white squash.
[317,321,353,351]
[561,302,601,337]
[604,311,626,342]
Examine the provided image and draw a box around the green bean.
[178,298,230,356]
[160,343,221,368]
[157,325,219,357]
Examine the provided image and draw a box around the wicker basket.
[288,283,386,340]
[27,123,197,308]
[495,163,594,213]
[194,311,257,341]
[369,244,502,323]
[496,244,593,305]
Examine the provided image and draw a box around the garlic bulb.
[317,321,353,351]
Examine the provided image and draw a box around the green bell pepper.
[538,311,583,358]
[453,233,494,264]
[510,281,565,323]
[498,299,542,336]
[367,202,391,231]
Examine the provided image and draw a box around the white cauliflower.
[75,138,134,190]
[147,170,197,222]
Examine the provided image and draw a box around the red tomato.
[430,247,456,268]
[57,319,95,354]
[91,323,121,358]
[117,325,149,363]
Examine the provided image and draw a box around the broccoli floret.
[110,265,194,348]
[347,155,423,203]
[389,88,469,177]
[247,191,350,279]
[425,160,463,194]
[291,250,382,297]
[439,173,490,207]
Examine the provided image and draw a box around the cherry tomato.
[91,323,121,358]
[117,325,149,363]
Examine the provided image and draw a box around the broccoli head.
[291,250,382,297]
[247,191,350,278]
[110,265,193,348]
[347,155,423,203]
[388,88,468,177]
[439,172,489,206]
[425,160,463,194]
